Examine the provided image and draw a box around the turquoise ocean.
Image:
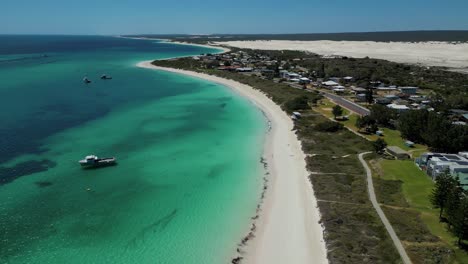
[0,36,266,263]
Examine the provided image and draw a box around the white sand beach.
[137,61,328,264]
[218,40,468,73]
[121,36,230,53]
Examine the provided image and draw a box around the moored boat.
[79,155,116,168]
[100,74,112,80]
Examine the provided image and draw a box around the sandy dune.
[219,40,468,73]
[137,61,328,264]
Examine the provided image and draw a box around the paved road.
[322,92,370,116]
[358,152,412,264]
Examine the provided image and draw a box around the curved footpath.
[358,152,412,264]
[137,61,328,264]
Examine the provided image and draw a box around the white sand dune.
[219,40,468,73]
[137,61,328,264]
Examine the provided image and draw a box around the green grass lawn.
[315,99,428,157]
[379,159,468,263]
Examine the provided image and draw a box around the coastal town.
[189,49,468,187]
[191,50,467,122]
[154,45,468,263]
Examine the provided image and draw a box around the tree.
[430,173,456,220]
[332,105,343,119]
[365,88,374,105]
[370,104,397,128]
[446,179,464,227]
[398,110,429,143]
[285,96,310,112]
[355,115,376,133]
[355,116,365,132]
[451,194,468,245]
[373,138,387,154]
[367,123,379,134]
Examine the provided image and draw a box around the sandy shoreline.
[219,40,468,73]
[137,61,328,264]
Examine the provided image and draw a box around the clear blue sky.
[2,0,468,35]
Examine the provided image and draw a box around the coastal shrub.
[284,95,310,112]
[315,120,344,132]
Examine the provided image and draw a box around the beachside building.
[333,86,346,94]
[387,146,410,160]
[356,93,367,102]
[375,97,393,105]
[236,67,253,72]
[322,80,339,87]
[299,77,311,84]
[351,87,367,94]
[387,104,410,112]
[399,86,418,95]
[416,152,468,189]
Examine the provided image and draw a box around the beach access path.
[137,61,328,264]
[358,152,412,264]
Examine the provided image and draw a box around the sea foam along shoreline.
[137,61,328,264]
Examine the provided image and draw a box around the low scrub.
[315,120,344,132]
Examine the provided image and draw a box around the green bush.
[315,121,344,132]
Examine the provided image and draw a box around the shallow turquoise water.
[0,36,266,263]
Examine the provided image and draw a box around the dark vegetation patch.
[34,181,53,188]
[0,159,56,185]
[320,202,400,264]
[315,120,344,132]
[405,243,454,264]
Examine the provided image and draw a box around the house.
[399,86,418,95]
[356,93,367,102]
[236,67,253,72]
[351,87,367,94]
[384,94,400,101]
[387,104,410,112]
[387,146,410,159]
[329,77,341,83]
[322,80,339,87]
[416,152,468,187]
[287,73,301,79]
[343,76,354,82]
[377,86,398,92]
[279,70,289,79]
[333,87,345,94]
[405,141,415,147]
[375,97,393,105]
[299,77,311,84]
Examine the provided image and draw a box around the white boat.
[79,155,116,168]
